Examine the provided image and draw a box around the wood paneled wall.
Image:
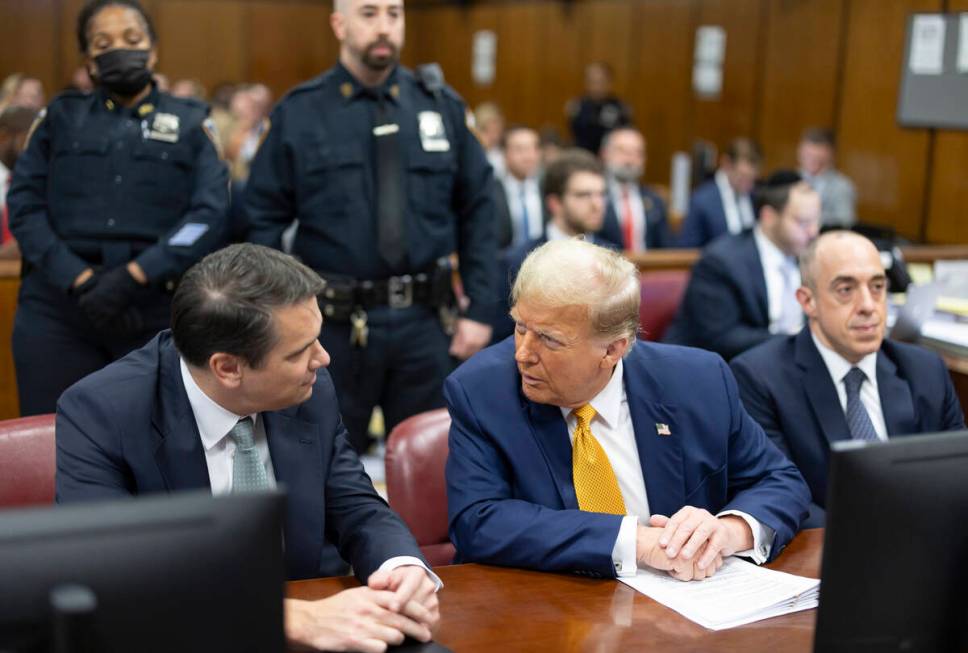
[1,0,966,243]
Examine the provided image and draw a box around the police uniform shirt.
[245,62,498,323]
[7,85,229,291]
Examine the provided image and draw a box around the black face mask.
[93,48,152,97]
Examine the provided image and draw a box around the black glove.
[75,266,142,330]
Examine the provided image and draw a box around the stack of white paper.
[619,557,820,630]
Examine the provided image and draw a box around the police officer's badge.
[147,112,180,143]
[418,111,450,152]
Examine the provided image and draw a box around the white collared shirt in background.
[754,226,804,335]
[811,333,888,440]
[559,360,774,577]
[503,175,544,244]
[178,358,441,587]
[715,169,755,234]
[608,178,647,251]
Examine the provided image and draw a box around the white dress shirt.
[503,175,544,245]
[179,359,440,585]
[810,334,888,440]
[715,169,755,234]
[559,360,774,577]
[753,226,804,335]
[608,178,647,251]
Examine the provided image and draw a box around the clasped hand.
[285,565,439,652]
[636,507,752,581]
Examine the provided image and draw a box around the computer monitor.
[814,431,968,652]
[0,490,286,653]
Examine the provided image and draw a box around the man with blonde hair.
[446,239,809,581]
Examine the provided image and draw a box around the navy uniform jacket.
[595,184,670,250]
[731,328,966,525]
[445,338,810,577]
[664,231,773,360]
[8,86,229,291]
[245,63,498,323]
[567,96,632,153]
[56,331,426,581]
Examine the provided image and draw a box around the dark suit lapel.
[876,349,917,436]
[795,329,851,445]
[741,233,770,326]
[525,398,578,509]
[265,410,324,580]
[151,342,211,491]
[623,354,685,517]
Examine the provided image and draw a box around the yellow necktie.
[571,404,626,515]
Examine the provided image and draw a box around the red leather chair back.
[385,409,455,567]
[639,270,690,342]
[0,414,56,508]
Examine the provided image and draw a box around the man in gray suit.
[798,127,857,228]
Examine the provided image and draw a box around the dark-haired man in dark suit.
[56,243,440,652]
[731,231,965,526]
[665,171,821,360]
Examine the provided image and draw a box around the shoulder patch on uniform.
[24,108,47,149]
[201,117,224,160]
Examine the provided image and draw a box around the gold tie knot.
[573,403,596,426]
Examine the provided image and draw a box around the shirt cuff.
[377,556,444,591]
[611,515,639,577]
[717,510,774,564]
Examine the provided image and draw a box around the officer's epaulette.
[282,72,330,102]
[410,64,465,106]
[48,88,90,106]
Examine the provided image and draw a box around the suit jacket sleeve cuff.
[717,510,774,564]
[378,556,444,591]
[611,515,639,577]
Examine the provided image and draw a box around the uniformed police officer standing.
[245,0,497,453]
[8,0,229,416]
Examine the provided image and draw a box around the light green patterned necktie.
[229,417,270,492]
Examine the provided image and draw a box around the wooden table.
[287,529,823,653]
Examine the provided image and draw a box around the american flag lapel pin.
[656,423,671,436]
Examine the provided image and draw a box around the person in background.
[152,71,170,92]
[7,0,229,415]
[595,126,669,251]
[495,125,544,250]
[492,148,612,342]
[677,137,761,248]
[245,0,497,454]
[797,127,857,228]
[0,74,46,111]
[538,125,563,169]
[226,83,272,182]
[731,231,965,526]
[172,78,208,101]
[665,171,821,360]
[567,62,632,154]
[473,101,505,181]
[0,105,39,259]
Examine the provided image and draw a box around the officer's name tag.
[418,111,450,152]
[373,123,399,137]
[147,112,180,143]
[168,223,209,247]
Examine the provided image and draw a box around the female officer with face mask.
[7,0,229,415]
